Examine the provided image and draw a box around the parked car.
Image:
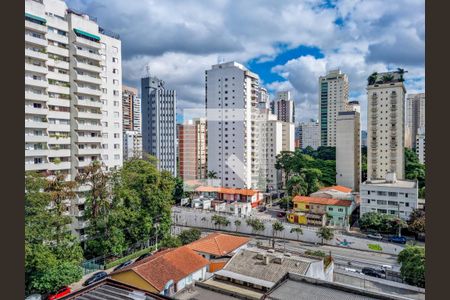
[277,212,286,218]
[367,233,383,240]
[135,252,152,262]
[388,236,407,244]
[113,260,134,272]
[344,267,358,273]
[361,267,383,278]
[25,295,42,300]
[82,271,108,287]
[382,264,393,270]
[46,286,71,300]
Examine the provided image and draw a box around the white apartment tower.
[206,61,267,190]
[318,69,349,147]
[25,0,122,238]
[274,91,295,123]
[367,71,406,180]
[405,93,425,149]
[141,76,177,177]
[336,110,361,191]
[300,120,320,150]
[123,130,143,160]
[416,127,425,164]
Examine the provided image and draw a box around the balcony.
[47,149,71,157]
[25,149,48,157]
[46,58,69,70]
[75,134,102,143]
[47,84,70,95]
[72,58,102,73]
[47,45,69,57]
[25,163,52,171]
[48,110,70,119]
[74,97,103,109]
[46,16,68,32]
[74,110,103,120]
[74,72,102,85]
[25,134,48,143]
[75,121,102,131]
[48,136,71,144]
[25,34,47,47]
[75,159,96,168]
[25,62,48,74]
[25,77,48,88]
[47,123,70,133]
[46,31,68,45]
[25,119,48,129]
[48,161,71,171]
[25,20,47,33]
[74,84,102,97]
[25,106,48,115]
[25,48,47,60]
[390,113,397,118]
[47,97,70,108]
[73,34,101,49]
[76,147,101,156]
[47,71,70,83]
[72,45,101,61]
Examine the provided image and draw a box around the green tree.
[234,220,242,232]
[316,226,334,244]
[279,196,293,211]
[271,221,285,248]
[25,172,83,295]
[275,151,295,188]
[160,235,182,249]
[405,148,425,190]
[173,177,186,205]
[287,175,307,197]
[246,218,265,235]
[178,228,202,245]
[211,215,230,230]
[359,212,406,234]
[361,146,367,182]
[290,227,303,240]
[398,246,425,287]
[408,209,425,234]
[206,170,218,179]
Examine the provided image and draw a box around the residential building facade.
[367,71,406,180]
[416,127,425,164]
[178,118,207,181]
[123,130,142,160]
[141,76,177,176]
[336,110,361,191]
[300,120,320,150]
[318,69,349,147]
[25,0,122,238]
[405,93,425,149]
[274,91,295,123]
[360,172,418,220]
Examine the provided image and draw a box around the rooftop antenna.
[145,64,151,77]
[217,56,225,64]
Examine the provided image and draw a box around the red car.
[277,212,286,218]
[47,286,71,300]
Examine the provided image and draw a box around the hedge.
[105,246,155,269]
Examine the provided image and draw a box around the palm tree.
[316,226,334,245]
[234,220,241,232]
[290,227,303,240]
[206,170,218,179]
[272,221,285,248]
[367,72,378,85]
[382,74,394,83]
[247,218,265,235]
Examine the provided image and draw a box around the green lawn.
[367,244,383,251]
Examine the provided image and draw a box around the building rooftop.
[60,278,170,300]
[264,273,413,300]
[319,185,353,193]
[195,186,260,196]
[293,196,353,207]
[362,179,417,189]
[219,247,316,287]
[186,232,250,257]
[111,246,209,292]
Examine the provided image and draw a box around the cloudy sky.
[66,0,425,130]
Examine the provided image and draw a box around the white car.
[345,267,358,273]
[382,264,392,270]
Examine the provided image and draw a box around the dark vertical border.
[427,0,449,299]
[0,0,24,298]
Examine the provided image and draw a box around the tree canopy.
[398,246,425,287]
[178,228,202,245]
[359,212,406,234]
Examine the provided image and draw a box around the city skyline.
[65,0,425,130]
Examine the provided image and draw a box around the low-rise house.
[195,186,263,208]
[360,172,418,220]
[111,246,209,297]
[186,232,250,272]
[310,185,354,200]
[288,196,355,227]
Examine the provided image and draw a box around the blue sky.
[66,0,425,130]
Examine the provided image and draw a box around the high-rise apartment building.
[274,91,295,123]
[295,124,302,149]
[25,0,122,238]
[361,130,368,147]
[122,85,142,161]
[318,69,349,147]
[299,120,320,150]
[405,93,425,149]
[141,76,177,176]
[122,86,137,131]
[123,130,142,160]
[336,110,361,191]
[416,127,425,164]
[206,61,267,190]
[367,71,406,180]
[178,118,207,181]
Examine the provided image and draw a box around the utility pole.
[397,202,402,237]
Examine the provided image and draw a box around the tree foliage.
[316,226,334,244]
[160,235,182,249]
[271,221,285,247]
[173,177,186,205]
[290,227,303,240]
[25,172,83,295]
[408,209,425,234]
[398,246,425,287]
[246,218,265,234]
[178,228,202,245]
[405,148,425,191]
[359,212,407,234]
[211,215,230,229]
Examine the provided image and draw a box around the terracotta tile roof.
[319,185,352,193]
[112,246,209,292]
[186,232,250,256]
[293,196,352,207]
[195,186,259,196]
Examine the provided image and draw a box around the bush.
[305,250,326,257]
[178,228,202,245]
[105,246,155,269]
[398,246,425,287]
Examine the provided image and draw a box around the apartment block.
[123,130,142,160]
[367,71,406,180]
[274,91,295,123]
[336,110,361,191]
[205,61,266,190]
[360,173,418,220]
[299,120,320,150]
[318,69,349,147]
[141,76,177,177]
[178,118,207,181]
[405,93,425,149]
[416,127,425,164]
[25,0,122,239]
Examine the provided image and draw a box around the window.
[113,79,119,86]
[114,122,120,128]
[102,155,108,160]
[114,154,120,160]
[388,192,398,197]
[112,46,118,54]
[114,101,119,107]
[328,207,333,211]
[114,144,120,149]
[114,133,120,138]
[102,144,108,149]
[113,68,119,74]
[113,90,119,96]
[338,208,343,212]
[114,112,119,119]
[102,122,108,127]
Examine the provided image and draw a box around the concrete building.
[416,127,425,164]
[122,86,137,132]
[178,118,207,181]
[360,172,418,220]
[295,124,302,149]
[205,61,266,190]
[405,93,425,149]
[361,130,368,147]
[318,69,349,147]
[299,120,320,150]
[141,76,177,176]
[367,71,406,180]
[25,0,122,238]
[123,130,142,160]
[336,110,361,191]
[274,91,295,123]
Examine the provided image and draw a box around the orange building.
[178,118,207,181]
